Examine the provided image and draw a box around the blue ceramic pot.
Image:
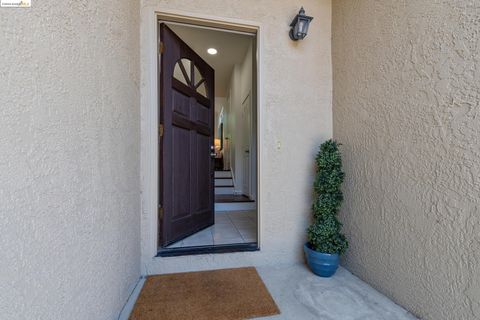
[304,243,339,277]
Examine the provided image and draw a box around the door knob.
[210,146,216,158]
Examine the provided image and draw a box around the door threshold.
[157,243,259,257]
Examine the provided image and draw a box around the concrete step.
[215,170,232,178]
[215,178,233,186]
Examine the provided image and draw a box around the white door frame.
[140,9,264,263]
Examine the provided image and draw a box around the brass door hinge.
[159,124,164,138]
[159,42,165,54]
[158,207,164,219]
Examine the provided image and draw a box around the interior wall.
[214,97,226,139]
[0,1,141,319]
[232,41,254,195]
[332,1,480,319]
[226,66,239,177]
[224,92,234,171]
[140,0,333,274]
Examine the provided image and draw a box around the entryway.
[157,19,258,255]
[123,265,418,320]
[166,211,256,248]
[129,268,279,320]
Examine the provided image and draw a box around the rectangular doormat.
[129,267,280,320]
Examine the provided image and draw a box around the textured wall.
[0,1,140,319]
[333,1,480,319]
[140,0,333,273]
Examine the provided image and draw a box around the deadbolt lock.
[210,145,216,158]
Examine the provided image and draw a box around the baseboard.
[117,276,146,320]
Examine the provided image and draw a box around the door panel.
[196,106,211,128]
[159,23,215,247]
[172,90,190,118]
[172,126,190,219]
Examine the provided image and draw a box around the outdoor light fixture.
[207,48,218,55]
[289,7,313,41]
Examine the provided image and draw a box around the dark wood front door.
[159,23,215,247]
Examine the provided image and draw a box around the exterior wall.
[0,1,141,319]
[140,0,333,273]
[332,2,480,320]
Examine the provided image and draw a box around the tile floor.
[166,210,257,248]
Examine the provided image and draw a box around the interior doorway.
[157,20,258,256]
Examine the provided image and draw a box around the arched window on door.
[173,58,208,98]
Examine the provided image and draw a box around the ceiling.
[167,23,253,97]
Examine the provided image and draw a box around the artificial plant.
[307,139,348,254]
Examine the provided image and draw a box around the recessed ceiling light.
[207,48,218,55]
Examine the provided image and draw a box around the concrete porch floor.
[121,264,417,320]
[255,264,417,320]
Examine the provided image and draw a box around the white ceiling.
[168,23,253,97]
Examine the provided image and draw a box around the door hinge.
[158,207,164,219]
[159,124,164,138]
[159,42,165,55]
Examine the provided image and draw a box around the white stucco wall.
[0,2,141,319]
[333,1,480,320]
[140,0,333,274]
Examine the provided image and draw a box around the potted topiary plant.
[304,139,348,277]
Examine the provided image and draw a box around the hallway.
[166,211,257,248]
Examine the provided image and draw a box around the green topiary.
[307,139,348,255]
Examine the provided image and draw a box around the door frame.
[141,9,264,259]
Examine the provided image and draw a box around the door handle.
[210,146,216,158]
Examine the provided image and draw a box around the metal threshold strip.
[157,243,259,257]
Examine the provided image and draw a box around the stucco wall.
[0,1,140,319]
[140,0,332,273]
[332,1,480,319]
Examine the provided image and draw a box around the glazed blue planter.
[304,243,339,277]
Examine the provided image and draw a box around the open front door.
[159,23,215,247]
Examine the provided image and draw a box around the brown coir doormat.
[129,267,280,320]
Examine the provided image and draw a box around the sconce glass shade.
[214,138,222,150]
[289,7,313,41]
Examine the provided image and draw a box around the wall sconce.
[289,7,313,41]
[214,138,222,151]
